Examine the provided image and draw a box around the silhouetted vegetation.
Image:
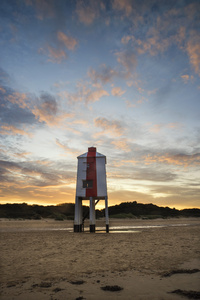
[102,201,200,219]
[0,203,81,220]
[0,201,199,219]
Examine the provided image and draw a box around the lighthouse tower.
[74,147,109,233]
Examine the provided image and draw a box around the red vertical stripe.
[86,147,97,197]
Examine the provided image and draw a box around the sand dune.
[0,218,200,299]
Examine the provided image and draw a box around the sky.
[0,0,200,209]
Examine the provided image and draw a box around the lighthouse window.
[83,180,93,188]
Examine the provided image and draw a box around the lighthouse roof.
[77,147,106,158]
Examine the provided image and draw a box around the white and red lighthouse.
[74,147,109,233]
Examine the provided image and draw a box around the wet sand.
[0,218,200,299]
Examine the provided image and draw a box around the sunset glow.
[0,0,200,209]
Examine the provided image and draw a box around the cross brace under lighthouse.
[74,147,109,233]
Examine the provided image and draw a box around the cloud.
[110,166,177,182]
[39,46,67,64]
[0,157,76,204]
[0,85,35,127]
[112,0,133,17]
[0,67,11,85]
[116,50,137,74]
[0,125,32,137]
[76,0,105,25]
[57,31,78,50]
[147,88,158,96]
[32,93,57,123]
[32,93,72,126]
[185,2,200,24]
[56,139,79,156]
[144,152,200,167]
[14,152,32,158]
[60,83,109,105]
[88,65,119,84]
[149,124,163,133]
[111,86,125,97]
[121,35,134,45]
[111,138,130,152]
[149,123,183,133]
[134,168,177,182]
[94,117,124,137]
[73,119,88,126]
[0,87,6,94]
[186,32,200,76]
[1,74,72,129]
[39,30,78,64]
[85,89,109,104]
[0,158,75,189]
[25,0,56,20]
[181,74,190,84]
[167,123,183,130]
[121,31,171,57]
[6,92,29,109]
[119,3,200,61]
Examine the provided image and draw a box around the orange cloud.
[32,107,72,127]
[176,26,186,45]
[181,74,190,83]
[121,159,138,165]
[167,123,183,129]
[60,83,109,105]
[144,153,200,167]
[116,50,137,73]
[149,123,183,133]
[56,139,79,156]
[0,125,32,137]
[31,93,74,126]
[121,35,134,44]
[35,160,51,166]
[57,31,78,50]
[126,95,147,108]
[86,89,109,104]
[88,65,118,84]
[112,0,133,17]
[94,117,124,137]
[111,87,125,97]
[0,87,6,94]
[185,2,198,21]
[136,35,171,56]
[125,100,136,108]
[149,124,163,133]
[76,0,105,25]
[14,152,31,158]
[6,92,28,109]
[25,0,55,20]
[73,119,88,126]
[147,88,158,95]
[111,138,130,152]
[38,46,67,63]
[47,46,67,63]
[186,32,200,76]
[121,14,186,57]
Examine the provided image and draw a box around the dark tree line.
[0,201,199,220]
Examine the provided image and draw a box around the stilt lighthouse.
[74,147,109,233]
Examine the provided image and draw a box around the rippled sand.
[0,218,200,299]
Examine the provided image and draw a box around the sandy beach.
[0,218,200,299]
